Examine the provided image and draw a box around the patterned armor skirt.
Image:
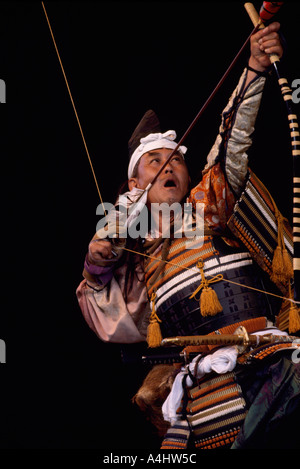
[160,341,300,450]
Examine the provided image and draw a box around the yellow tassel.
[200,286,223,316]
[288,303,300,334]
[189,259,223,317]
[271,246,293,284]
[271,246,284,282]
[271,213,293,285]
[147,319,163,348]
[147,291,162,348]
[282,248,294,279]
[282,283,300,334]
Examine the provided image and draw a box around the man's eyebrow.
[145,150,181,157]
[146,150,163,157]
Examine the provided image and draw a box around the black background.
[0,0,300,453]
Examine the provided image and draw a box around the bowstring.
[41,1,106,214]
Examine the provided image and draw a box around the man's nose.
[164,162,173,173]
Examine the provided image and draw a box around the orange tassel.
[271,246,284,282]
[200,286,223,317]
[288,303,300,334]
[189,259,223,316]
[286,283,300,334]
[147,291,162,348]
[271,246,293,284]
[271,212,293,285]
[282,248,294,279]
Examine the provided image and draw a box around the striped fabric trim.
[188,372,236,399]
[195,428,240,449]
[160,420,190,450]
[188,384,242,415]
[160,371,248,450]
[247,178,293,255]
[188,372,247,447]
[145,236,216,295]
[228,172,293,278]
[238,340,300,365]
[189,397,246,425]
[192,411,247,439]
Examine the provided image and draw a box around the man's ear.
[128,178,138,191]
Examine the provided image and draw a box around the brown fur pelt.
[132,364,179,437]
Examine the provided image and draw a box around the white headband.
[128,130,187,178]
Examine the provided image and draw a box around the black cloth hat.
[128,109,161,158]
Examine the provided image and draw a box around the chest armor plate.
[144,235,281,337]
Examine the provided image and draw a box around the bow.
[244,2,300,304]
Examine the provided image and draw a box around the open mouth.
[164,179,177,188]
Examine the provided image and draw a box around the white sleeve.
[76,262,151,344]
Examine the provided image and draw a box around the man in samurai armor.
[76,22,300,449]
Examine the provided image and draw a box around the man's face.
[128,148,190,205]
